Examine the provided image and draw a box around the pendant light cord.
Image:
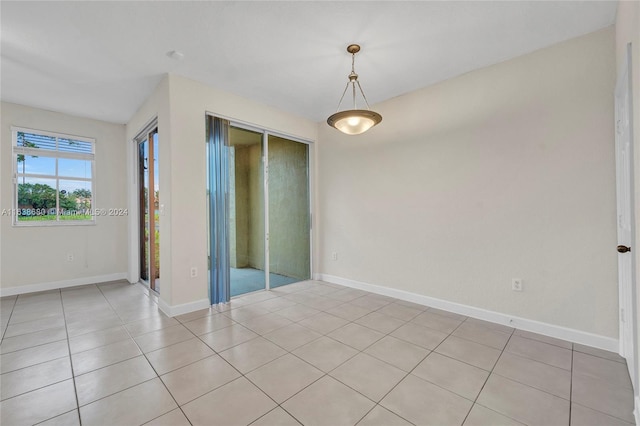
[335,81,351,113]
[334,51,373,112]
[357,80,372,110]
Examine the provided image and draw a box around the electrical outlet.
[190,267,198,278]
[331,252,338,261]
[512,278,523,292]
[67,253,74,262]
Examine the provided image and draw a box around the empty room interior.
[1,1,640,425]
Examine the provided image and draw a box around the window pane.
[58,138,93,154]
[16,155,56,176]
[59,180,92,220]
[14,129,95,226]
[17,131,56,152]
[58,158,92,179]
[17,177,57,222]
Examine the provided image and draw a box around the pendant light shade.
[327,44,382,135]
[327,110,383,135]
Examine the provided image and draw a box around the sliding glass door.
[207,116,311,303]
[267,135,310,288]
[137,127,160,292]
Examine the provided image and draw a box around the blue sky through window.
[18,156,91,178]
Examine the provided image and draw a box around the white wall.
[0,102,128,293]
[318,27,618,338]
[126,74,317,311]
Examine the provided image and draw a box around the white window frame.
[11,126,96,227]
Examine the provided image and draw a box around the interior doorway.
[207,116,311,302]
[137,126,160,292]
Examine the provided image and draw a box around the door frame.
[137,128,159,291]
[615,42,638,393]
[131,118,160,293]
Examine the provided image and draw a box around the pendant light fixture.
[327,44,382,135]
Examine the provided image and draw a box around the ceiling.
[1,1,617,125]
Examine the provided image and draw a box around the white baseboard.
[0,273,129,297]
[158,298,210,317]
[317,273,619,352]
[634,396,640,426]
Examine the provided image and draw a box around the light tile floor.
[0,280,635,426]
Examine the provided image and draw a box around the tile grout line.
[58,288,83,426]
[0,333,68,355]
[460,325,522,426]
[0,295,20,342]
[488,354,573,402]
[567,348,633,424]
[245,406,286,426]
[243,365,326,425]
[68,331,137,357]
[500,332,572,363]
[569,344,574,426]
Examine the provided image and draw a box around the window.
[12,127,95,226]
